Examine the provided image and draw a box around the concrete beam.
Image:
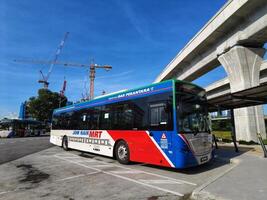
[155,0,267,82]
[217,46,266,142]
[206,60,267,99]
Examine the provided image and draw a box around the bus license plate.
[200,156,208,163]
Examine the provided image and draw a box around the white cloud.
[96,70,134,79]
[0,108,18,119]
[116,1,155,43]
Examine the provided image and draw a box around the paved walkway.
[192,144,267,200]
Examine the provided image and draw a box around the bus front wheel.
[115,140,130,164]
[62,136,69,151]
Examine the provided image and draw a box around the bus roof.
[53,79,203,114]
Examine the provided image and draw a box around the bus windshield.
[176,83,209,134]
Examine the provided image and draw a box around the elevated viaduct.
[155,0,267,141]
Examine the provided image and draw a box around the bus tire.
[115,140,130,164]
[62,136,69,151]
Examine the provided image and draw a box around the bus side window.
[123,108,133,129]
[70,111,79,130]
[149,102,171,130]
[79,111,88,130]
[89,107,101,130]
[52,114,60,129]
[101,105,112,130]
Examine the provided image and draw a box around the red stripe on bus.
[108,130,172,167]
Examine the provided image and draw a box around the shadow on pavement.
[130,146,252,175]
[214,145,254,159]
[75,144,256,175]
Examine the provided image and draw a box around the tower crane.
[59,77,67,107]
[60,77,67,97]
[13,59,112,100]
[39,32,69,89]
[15,32,69,89]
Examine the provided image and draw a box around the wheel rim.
[118,145,128,160]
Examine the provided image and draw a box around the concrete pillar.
[218,46,266,142]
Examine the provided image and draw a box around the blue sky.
[0,0,265,118]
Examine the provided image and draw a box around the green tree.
[27,89,67,122]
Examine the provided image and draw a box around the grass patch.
[212,131,267,145]
[238,140,258,145]
[212,131,232,140]
[263,139,267,145]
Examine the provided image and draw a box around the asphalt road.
[0,146,235,200]
[0,136,53,165]
[0,138,265,199]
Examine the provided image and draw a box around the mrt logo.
[89,131,102,138]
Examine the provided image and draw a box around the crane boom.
[14,59,91,67]
[39,70,46,80]
[14,58,112,99]
[46,32,69,81]
[14,59,111,69]
[14,32,70,89]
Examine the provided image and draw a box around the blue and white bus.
[50,79,213,168]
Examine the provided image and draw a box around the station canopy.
[207,83,267,112]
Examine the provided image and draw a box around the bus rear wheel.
[115,140,130,164]
[62,136,69,151]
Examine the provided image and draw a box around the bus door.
[147,102,174,166]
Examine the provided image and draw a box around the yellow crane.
[14,58,112,100]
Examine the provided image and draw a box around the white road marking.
[54,153,196,186]
[45,164,64,168]
[139,179,182,184]
[55,154,79,158]
[109,170,142,174]
[59,156,80,159]
[54,154,185,197]
[0,191,11,195]
[54,153,73,156]
[0,189,17,197]
[56,171,99,182]
[89,164,113,168]
[109,163,196,186]
[76,159,99,163]
[94,158,195,185]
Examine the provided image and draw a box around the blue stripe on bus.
[54,82,173,114]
